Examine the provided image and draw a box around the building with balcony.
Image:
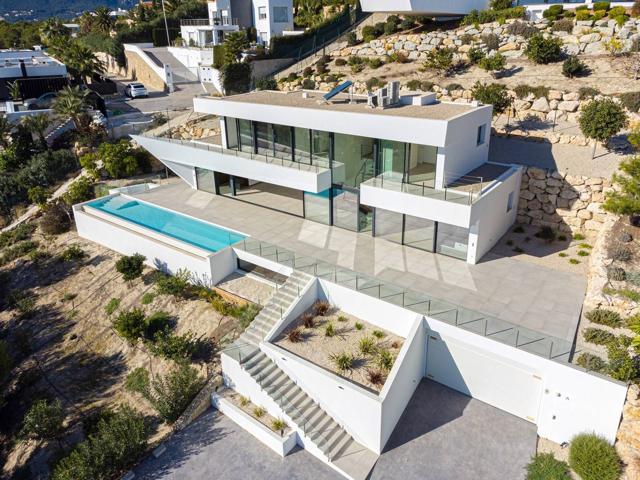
[179,0,293,47]
[135,85,521,264]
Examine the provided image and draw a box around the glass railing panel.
[222,341,257,364]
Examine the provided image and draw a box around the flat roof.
[209,90,479,121]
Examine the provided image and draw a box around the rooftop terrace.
[202,90,480,121]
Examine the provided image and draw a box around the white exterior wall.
[167,46,213,76]
[424,315,627,444]
[253,0,294,45]
[379,317,426,449]
[467,165,521,264]
[162,159,197,188]
[133,135,331,193]
[360,0,489,15]
[439,107,492,187]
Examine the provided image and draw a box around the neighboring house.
[136,84,520,264]
[0,49,68,101]
[179,0,293,47]
[62,23,80,37]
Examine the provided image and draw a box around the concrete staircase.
[240,348,360,462]
[237,270,313,346]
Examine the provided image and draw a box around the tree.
[98,141,140,179]
[478,52,506,77]
[21,398,65,440]
[40,18,70,44]
[603,155,640,219]
[125,362,205,424]
[579,98,628,158]
[422,47,455,76]
[113,308,147,343]
[223,31,250,64]
[21,113,50,146]
[52,86,89,129]
[28,186,50,207]
[40,200,71,235]
[115,253,146,281]
[93,7,115,35]
[52,405,148,480]
[222,62,252,95]
[471,82,512,116]
[490,0,512,9]
[63,176,94,206]
[524,33,563,64]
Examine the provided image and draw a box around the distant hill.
[0,0,137,21]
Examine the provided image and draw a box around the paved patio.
[133,380,537,480]
[133,180,585,341]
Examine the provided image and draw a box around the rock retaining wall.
[517,166,612,233]
[337,17,640,61]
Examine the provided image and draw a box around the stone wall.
[124,50,167,92]
[337,16,640,61]
[517,166,612,233]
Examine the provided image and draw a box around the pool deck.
[131,180,586,342]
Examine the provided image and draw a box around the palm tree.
[7,81,21,102]
[67,43,105,84]
[21,114,50,146]
[40,18,69,44]
[52,86,89,131]
[93,7,115,35]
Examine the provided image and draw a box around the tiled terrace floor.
[133,180,585,341]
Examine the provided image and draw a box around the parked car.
[124,83,148,99]
[24,92,58,110]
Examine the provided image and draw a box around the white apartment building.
[179,0,293,48]
[135,85,520,264]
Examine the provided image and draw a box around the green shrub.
[144,311,173,340]
[147,331,199,361]
[141,292,155,305]
[0,240,39,266]
[619,91,640,112]
[583,327,616,345]
[543,4,564,19]
[346,31,358,46]
[104,297,120,316]
[609,6,627,17]
[481,33,500,50]
[399,18,415,31]
[575,10,592,21]
[471,82,512,115]
[362,25,377,42]
[525,453,570,480]
[366,77,381,91]
[525,34,563,64]
[468,47,486,64]
[0,223,35,249]
[479,52,506,73]
[514,84,549,99]
[366,57,384,69]
[39,201,71,235]
[507,20,539,38]
[329,351,354,372]
[359,336,376,355]
[115,253,146,281]
[607,342,639,381]
[491,0,513,10]
[334,58,347,66]
[60,244,86,262]
[113,308,146,344]
[551,18,575,33]
[607,266,626,281]
[422,47,455,75]
[255,77,277,90]
[563,56,587,78]
[568,433,620,480]
[585,308,622,327]
[579,86,600,100]
[446,83,463,91]
[21,398,64,440]
[388,51,408,63]
[301,78,315,89]
[325,322,335,337]
[384,20,397,36]
[579,98,628,145]
[576,352,607,372]
[154,269,191,299]
[610,245,632,262]
[51,405,149,480]
[376,348,394,371]
[592,1,611,11]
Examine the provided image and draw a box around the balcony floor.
[132,180,585,341]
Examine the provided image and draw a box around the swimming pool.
[86,195,246,252]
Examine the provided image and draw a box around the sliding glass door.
[379,140,406,181]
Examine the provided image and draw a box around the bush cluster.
[568,433,621,480]
[525,34,563,64]
[525,453,570,480]
[585,308,622,327]
[462,6,526,25]
[115,253,146,281]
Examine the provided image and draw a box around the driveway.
[133,380,537,480]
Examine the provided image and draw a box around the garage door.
[426,332,542,423]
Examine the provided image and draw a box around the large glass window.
[379,140,406,180]
[215,172,232,195]
[404,215,435,252]
[294,127,311,164]
[273,124,292,160]
[332,187,359,232]
[436,223,469,260]
[195,167,215,194]
[333,133,375,188]
[273,6,289,22]
[255,122,273,156]
[238,119,253,153]
[312,130,330,167]
[374,208,403,244]
[304,190,330,225]
[225,117,238,149]
[406,144,437,185]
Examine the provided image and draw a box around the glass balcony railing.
[361,174,482,206]
[140,133,330,174]
[232,237,626,382]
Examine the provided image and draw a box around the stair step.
[328,434,354,460]
[243,353,268,371]
[246,357,273,376]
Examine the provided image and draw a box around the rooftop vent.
[368,81,402,109]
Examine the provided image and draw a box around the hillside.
[0,0,134,21]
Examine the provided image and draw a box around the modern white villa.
[72,85,630,479]
[134,85,520,264]
[180,0,294,48]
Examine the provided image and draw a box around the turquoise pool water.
[87,195,245,252]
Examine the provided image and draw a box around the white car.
[124,83,148,99]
